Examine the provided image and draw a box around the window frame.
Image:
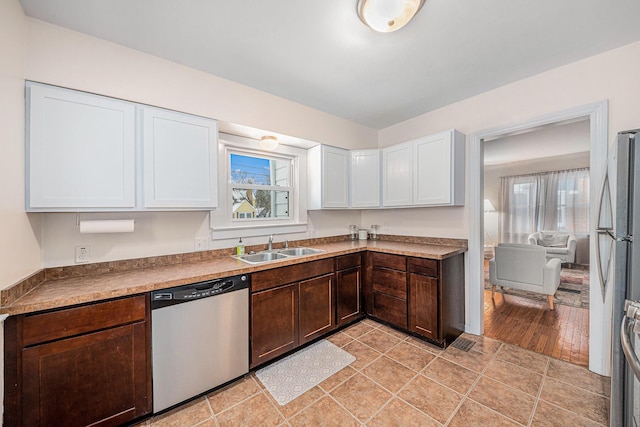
[228,149,293,223]
[210,133,309,241]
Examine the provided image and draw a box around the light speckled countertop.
[1,240,465,316]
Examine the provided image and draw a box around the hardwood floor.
[483,289,589,367]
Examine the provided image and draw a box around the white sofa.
[489,243,562,310]
[528,231,577,263]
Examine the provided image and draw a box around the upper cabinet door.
[350,149,381,208]
[413,130,465,206]
[307,145,349,209]
[322,146,349,208]
[27,83,136,210]
[141,107,218,209]
[382,142,413,207]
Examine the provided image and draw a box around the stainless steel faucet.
[285,239,289,249]
[268,235,273,251]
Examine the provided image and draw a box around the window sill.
[211,222,307,240]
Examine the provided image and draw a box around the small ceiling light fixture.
[259,135,279,150]
[357,0,425,33]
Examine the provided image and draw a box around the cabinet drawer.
[22,295,147,347]
[372,268,407,299]
[371,292,407,329]
[371,252,406,271]
[251,258,334,292]
[336,253,361,271]
[408,257,438,277]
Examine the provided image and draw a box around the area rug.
[255,339,355,405]
[484,266,590,309]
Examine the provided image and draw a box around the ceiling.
[18,0,640,130]
[484,119,590,165]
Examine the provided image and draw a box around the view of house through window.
[229,152,291,221]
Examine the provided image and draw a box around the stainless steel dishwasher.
[150,274,249,413]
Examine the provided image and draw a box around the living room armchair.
[528,231,576,263]
[489,243,562,310]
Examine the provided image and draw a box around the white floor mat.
[255,339,355,405]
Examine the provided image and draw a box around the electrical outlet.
[195,237,209,251]
[75,246,90,263]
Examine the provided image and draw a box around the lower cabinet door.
[409,273,438,341]
[22,322,149,427]
[336,267,362,326]
[299,273,335,344]
[371,292,407,329]
[251,283,299,367]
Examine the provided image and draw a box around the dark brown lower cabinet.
[299,273,334,344]
[335,254,363,326]
[250,258,335,368]
[366,252,408,329]
[407,254,465,347]
[366,252,465,347]
[408,272,438,340]
[251,283,299,367]
[4,295,151,427]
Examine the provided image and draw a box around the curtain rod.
[499,167,589,180]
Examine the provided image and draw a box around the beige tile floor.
[137,319,610,427]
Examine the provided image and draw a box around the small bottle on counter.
[236,237,245,255]
[349,225,357,241]
[370,225,379,240]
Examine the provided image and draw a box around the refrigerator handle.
[622,301,640,381]
[595,168,615,300]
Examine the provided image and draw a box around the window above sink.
[210,134,309,241]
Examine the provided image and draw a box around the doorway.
[467,101,610,375]
[482,120,591,366]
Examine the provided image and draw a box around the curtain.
[499,168,590,261]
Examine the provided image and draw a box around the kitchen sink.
[277,247,325,256]
[233,252,289,264]
[233,247,325,264]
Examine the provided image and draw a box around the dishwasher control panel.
[151,274,249,309]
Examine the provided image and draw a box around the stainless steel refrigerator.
[608,129,640,427]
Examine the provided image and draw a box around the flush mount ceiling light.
[357,0,425,33]
[259,135,279,150]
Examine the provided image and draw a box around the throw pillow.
[538,232,569,248]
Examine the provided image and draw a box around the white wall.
[23,18,378,267]
[0,2,42,289]
[0,0,39,421]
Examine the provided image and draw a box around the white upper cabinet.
[382,142,413,207]
[141,107,218,209]
[383,129,465,207]
[350,149,381,208]
[26,83,219,211]
[413,129,465,206]
[308,145,349,209]
[26,83,136,210]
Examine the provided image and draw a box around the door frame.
[467,100,609,375]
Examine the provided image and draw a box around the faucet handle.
[285,239,289,249]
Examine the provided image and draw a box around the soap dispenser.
[236,237,245,255]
